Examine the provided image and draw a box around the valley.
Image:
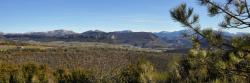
[0,39,180,81]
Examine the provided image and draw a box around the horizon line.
[1,29,248,34]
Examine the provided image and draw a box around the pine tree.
[170,0,250,82]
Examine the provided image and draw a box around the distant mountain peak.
[114,30,133,33]
[48,29,76,34]
[0,32,3,35]
[86,30,105,33]
[158,31,169,33]
[49,29,73,32]
[25,29,77,37]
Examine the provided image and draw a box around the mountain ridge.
[3,29,168,48]
[2,29,249,49]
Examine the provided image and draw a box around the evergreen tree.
[170,0,250,82]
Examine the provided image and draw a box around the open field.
[28,41,164,52]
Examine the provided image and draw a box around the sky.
[0,0,249,33]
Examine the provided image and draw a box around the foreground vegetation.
[0,60,175,83]
[0,41,180,83]
[0,36,249,83]
[167,0,250,82]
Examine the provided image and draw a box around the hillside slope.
[4,30,168,48]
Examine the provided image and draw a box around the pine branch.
[207,1,250,28]
[244,0,250,17]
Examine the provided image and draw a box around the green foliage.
[21,63,39,83]
[170,0,250,82]
[116,64,141,83]
[54,69,94,83]
[170,4,199,27]
[139,60,168,83]
[0,45,177,83]
[0,62,95,83]
[116,60,169,83]
[198,0,250,29]
[0,45,174,82]
[0,62,51,83]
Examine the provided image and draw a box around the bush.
[116,64,141,83]
[54,68,95,83]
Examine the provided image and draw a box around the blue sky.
[0,0,248,33]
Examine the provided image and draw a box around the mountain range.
[1,29,248,49]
